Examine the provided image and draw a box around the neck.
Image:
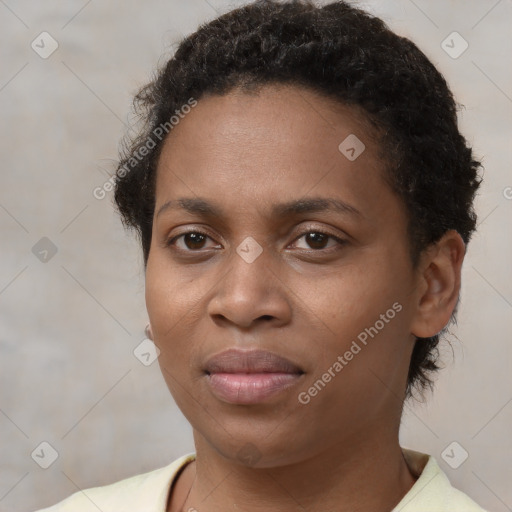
[183,424,417,512]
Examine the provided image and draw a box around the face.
[145,84,420,467]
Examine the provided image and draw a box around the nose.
[206,241,292,330]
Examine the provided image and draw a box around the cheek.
[145,265,199,408]
[145,254,200,329]
[309,264,399,331]
[302,252,412,373]
[145,255,217,381]
[145,259,193,366]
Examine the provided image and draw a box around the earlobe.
[410,230,466,338]
[145,323,154,340]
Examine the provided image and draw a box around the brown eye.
[182,232,208,250]
[292,230,346,251]
[166,231,217,251]
[166,228,346,254]
[304,232,329,249]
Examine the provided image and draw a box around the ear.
[410,230,466,338]
[145,323,154,341]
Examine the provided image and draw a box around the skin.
[144,84,466,512]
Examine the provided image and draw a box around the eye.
[291,230,347,252]
[166,230,220,252]
[165,228,347,253]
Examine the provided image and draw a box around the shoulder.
[33,453,196,512]
[394,448,488,512]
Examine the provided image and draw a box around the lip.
[204,348,304,404]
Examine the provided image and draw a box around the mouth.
[204,348,305,405]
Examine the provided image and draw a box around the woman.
[36,0,486,510]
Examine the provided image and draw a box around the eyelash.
[165,228,347,254]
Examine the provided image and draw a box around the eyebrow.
[156,196,363,221]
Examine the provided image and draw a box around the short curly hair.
[113,0,482,400]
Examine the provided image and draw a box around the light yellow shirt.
[34,448,487,511]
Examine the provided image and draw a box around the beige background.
[0,1,510,511]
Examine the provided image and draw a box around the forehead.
[154,84,393,224]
